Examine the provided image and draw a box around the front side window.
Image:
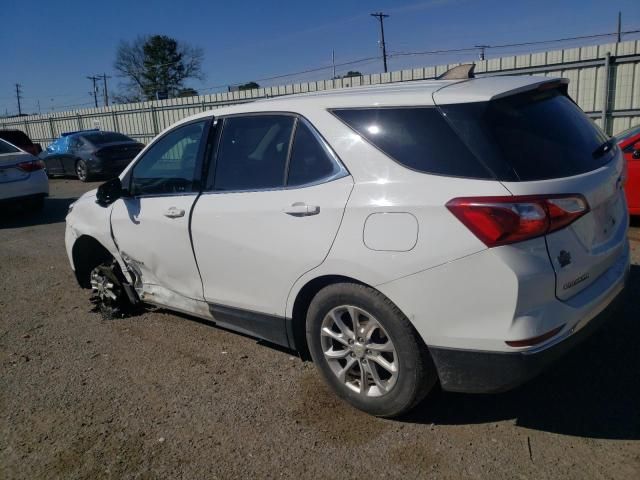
[212,115,295,191]
[131,120,206,196]
[287,121,344,187]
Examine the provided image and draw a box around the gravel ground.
[1,179,639,479]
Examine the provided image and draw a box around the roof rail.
[61,128,100,137]
[437,63,475,80]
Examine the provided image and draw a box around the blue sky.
[1,0,639,115]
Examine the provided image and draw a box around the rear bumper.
[0,170,49,201]
[431,282,627,393]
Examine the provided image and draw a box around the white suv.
[65,75,629,417]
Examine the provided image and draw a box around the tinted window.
[0,138,20,154]
[83,132,134,145]
[0,130,31,146]
[333,107,491,178]
[212,115,294,191]
[131,121,205,195]
[287,121,343,187]
[440,90,613,181]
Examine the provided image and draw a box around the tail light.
[17,160,46,172]
[446,194,589,247]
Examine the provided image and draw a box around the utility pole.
[37,99,41,115]
[370,12,390,73]
[86,75,100,108]
[616,11,622,43]
[15,83,23,116]
[101,73,111,107]
[332,50,336,79]
[475,45,490,60]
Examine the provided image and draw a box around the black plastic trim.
[208,303,291,349]
[430,287,625,393]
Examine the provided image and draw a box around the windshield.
[439,89,614,181]
[82,132,134,145]
[0,138,21,154]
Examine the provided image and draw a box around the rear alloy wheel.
[306,283,438,417]
[75,159,91,182]
[90,261,131,319]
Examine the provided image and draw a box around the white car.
[65,75,629,417]
[0,137,48,210]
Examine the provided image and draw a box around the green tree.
[114,35,204,102]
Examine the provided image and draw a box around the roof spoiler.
[61,128,100,137]
[437,64,475,80]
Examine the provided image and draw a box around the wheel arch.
[71,235,114,288]
[289,274,370,360]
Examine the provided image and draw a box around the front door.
[110,119,210,300]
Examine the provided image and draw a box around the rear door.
[438,86,627,300]
[191,114,352,324]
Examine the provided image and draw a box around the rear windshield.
[439,90,614,181]
[333,89,613,182]
[0,130,32,146]
[0,138,21,154]
[82,132,134,145]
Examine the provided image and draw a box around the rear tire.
[75,159,92,182]
[306,283,437,417]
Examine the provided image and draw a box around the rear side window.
[332,107,492,179]
[440,90,613,181]
[287,121,343,187]
[213,115,295,191]
[0,138,20,154]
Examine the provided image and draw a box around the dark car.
[41,129,144,182]
[0,129,43,156]
[615,124,640,216]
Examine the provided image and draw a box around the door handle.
[283,202,320,217]
[164,207,185,218]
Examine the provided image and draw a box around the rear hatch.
[435,78,627,300]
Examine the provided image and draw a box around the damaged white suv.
[65,75,629,417]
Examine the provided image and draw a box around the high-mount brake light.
[446,195,589,247]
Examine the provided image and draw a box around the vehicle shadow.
[0,197,76,229]
[401,263,640,440]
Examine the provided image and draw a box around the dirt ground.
[1,179,639,479]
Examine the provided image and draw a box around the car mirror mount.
[96,177,128,206]
[632,141,640,160]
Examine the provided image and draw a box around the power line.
[388,28,640,59]
[371,12,390,73]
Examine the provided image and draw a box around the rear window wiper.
[592,139,615,159]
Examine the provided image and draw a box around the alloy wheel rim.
[320,305,398,397]
[90,268,117,303]
[76,162,86,180]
